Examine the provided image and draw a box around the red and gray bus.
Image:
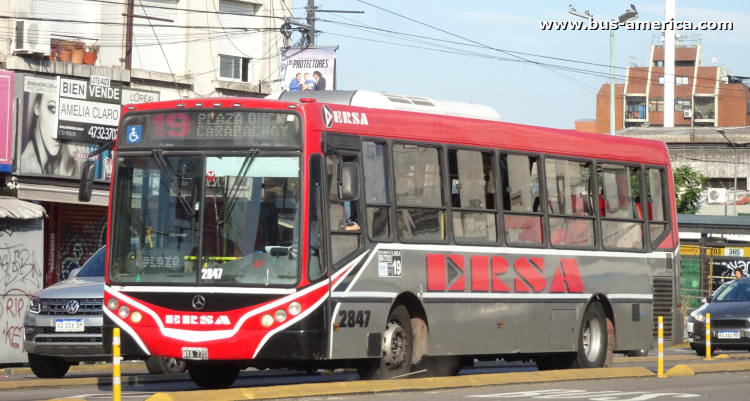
[79,90,681,388]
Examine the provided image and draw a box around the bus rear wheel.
[187,363,240,389]
[357,304,413,380]
[572,302,608,369]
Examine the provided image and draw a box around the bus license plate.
[182,347,208,360]
[718,331,741,339]
[55,319,84,332]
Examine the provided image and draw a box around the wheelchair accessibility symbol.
[126,125,142,143]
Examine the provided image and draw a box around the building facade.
[577,38,750,134]
[0,0,292,290]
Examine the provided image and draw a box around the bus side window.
[545,158,595,248]
[393,144,445,241]
[646,168,668,245]
[449,149,497,243]
[598,164,643,250]
[362,141,390,240]
[501,154,543,245]
[326,153,361,265]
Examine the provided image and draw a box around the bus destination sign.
[120,111,301,148]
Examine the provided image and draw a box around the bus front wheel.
[357,304,413,380]
[187,363,240,389]
[572,302,608,368]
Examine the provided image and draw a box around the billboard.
[55,76,122,143]
[19,76,112,180]
[281,48,335,92]
[0,71,12,173]
[18,76,160,180]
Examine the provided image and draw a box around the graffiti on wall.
[58,216,107,281]
[0,223,43,363]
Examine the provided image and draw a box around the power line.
[136,0,181,94]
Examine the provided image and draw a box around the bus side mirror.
[78,160,96,202]
[338,162,359,201]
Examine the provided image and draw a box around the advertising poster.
[0,71,12,172]
[55,76,121,143]
[19,76,112,180]
[281,48,335,92]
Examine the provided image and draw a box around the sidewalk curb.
[145,367,655,401]
[614,353,739,364]
[4,362,145,375]
[0,372,186,390]
[665,360,750,376]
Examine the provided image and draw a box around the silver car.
[23,247,185,378]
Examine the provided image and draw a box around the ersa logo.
[165,315,231,325]
[321,105,368,129]
[126,125,142,144]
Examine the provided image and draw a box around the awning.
[0,197,47,219]
[15,183,109,207]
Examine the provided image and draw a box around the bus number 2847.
[337,310,370,328]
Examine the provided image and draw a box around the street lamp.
[570,5,638,135]
[717,129,738,216]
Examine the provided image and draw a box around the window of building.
[362,141,390,240]
[694,97,715,119]
[675,99,692,111]
[646,168,667,245]
[676,76,689,85]
[449,149,497,242]
[501,154,543,245]
[326,153,361,264]
[597,164,643,250]
[654,61,664,67]
[626,96,647,119]
[545,159,595,247]
[393,144,445,241]
[649,98,664,112]
[746,100,750,116]
[675,61,695,67]
[658,76,664,85]
[219,55,251,82]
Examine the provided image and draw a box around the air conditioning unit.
[684,110,692,119]
[708,188,727,205]
[14,20,51,55]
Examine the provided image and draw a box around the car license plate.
[718,331,741,339]
[55,319,84,332]
[182,347,208,360]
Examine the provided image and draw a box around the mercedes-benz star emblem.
[192,295,206,310]
[66,300,80,314]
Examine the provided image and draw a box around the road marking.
[469,389,700,400]
[63,392,154,399]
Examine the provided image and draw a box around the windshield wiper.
[151,149,195,218]
[220,149,259,224]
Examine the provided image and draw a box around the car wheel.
[357,304,413,380]
[626,349,649,357]
[146,356,187,374]
[187,363,240,389]
[571,302,608,369]
[695,346,714,357]
[28,353,71,378]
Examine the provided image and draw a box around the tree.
[673,165,706,214]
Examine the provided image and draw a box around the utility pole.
[307,0,316,46]
[296,0,363,47]
[123,1,174,71]
[125,0,134,70]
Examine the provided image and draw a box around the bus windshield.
[109,154,301,286]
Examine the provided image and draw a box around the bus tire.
[146,356,187,374]
[357,304,413,380]
[187,363,240,389]
[572,302,608,369]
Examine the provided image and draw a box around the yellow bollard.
[704,313,713,360]
[657,316,666,378]
[113,327,121,401]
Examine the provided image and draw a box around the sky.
[285,0,750,129]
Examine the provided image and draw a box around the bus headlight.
[107,298,119,311]
[118,305,130,319]
[261,314,274,327]
[130,311,142,324]
[275,309,287,323]
[288,302,301,316]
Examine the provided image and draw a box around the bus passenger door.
[324,147,365,270]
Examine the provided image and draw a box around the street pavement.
[0,347,747,401]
